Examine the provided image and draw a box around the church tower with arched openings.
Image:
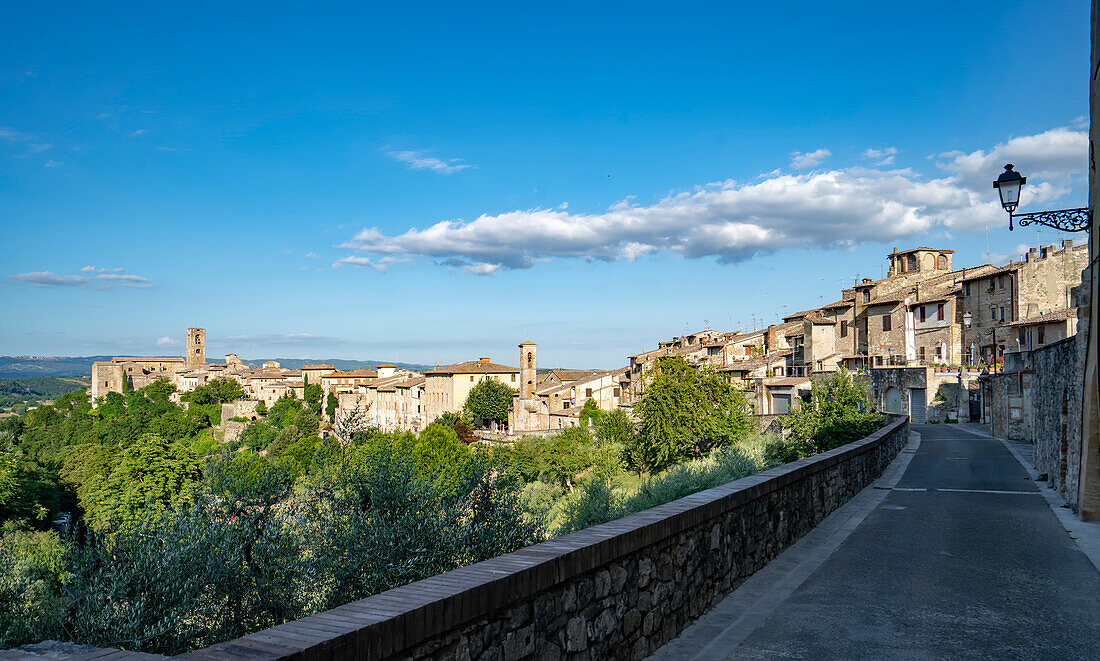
[519,341,537,399]
[186,327,206,367]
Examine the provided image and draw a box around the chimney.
[479,357,490,364]
[765,324,778,352]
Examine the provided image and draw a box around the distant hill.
[0,356,435,379]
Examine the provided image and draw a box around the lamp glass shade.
[962,311,972,328]
[993,164,1026,213]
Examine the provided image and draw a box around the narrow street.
[651,424,1100,660]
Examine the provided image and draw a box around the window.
[863,290,871,302]
[470,375,475,382]
[990,306,997,321]
[919,346,926,361]
[563,401,570,409]
[999,306,1005,322]
[874,356,883,366]
[840,323,848,338]
[511,374,516,382]
[937,303,945,321]
[585,388,593,397]
[1038,327,1046,345]
[937,254,948,269]
[935,344,943,359]
[882,314,892,331]
[775,366,784,376]
[919,306,926,322]
[964,283,970,296]
[613,387,620,397]
[999,276,1005,290]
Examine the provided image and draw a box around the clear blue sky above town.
[0,1,1090,368]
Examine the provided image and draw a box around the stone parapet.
[164,414,909,661]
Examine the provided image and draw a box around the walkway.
[650,424,1100,660]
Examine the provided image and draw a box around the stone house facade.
[424,358,520,426]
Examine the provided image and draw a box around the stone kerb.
[170,414,909,661]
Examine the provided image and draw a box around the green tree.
[85,434,202,530]
[627,357,754,473]
[255,400,267,416]
[594,408,635,447]
[771,369,883,462]
[463,379,516,427]
[325,392,338,419]
[578,398,602,428]
[304,384,323,415]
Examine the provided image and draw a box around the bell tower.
[186,327,206,367]
[519,341,536,399]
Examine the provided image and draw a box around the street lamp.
[993,163,1091,232]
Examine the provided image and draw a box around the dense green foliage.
[463,379,516,426]
[0,360,883,653]
[555,435,776,535]
[768,369,884,463]
[628,357,755,472]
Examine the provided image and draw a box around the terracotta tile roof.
[324,368,378,378]
[547,369,603,382]
[719,351,792,372]
[425,359,519,375]
[301,363,335,370]
[803,313,833,325]
[762,376,812,387]
[820,299,854,310]
[960,263,1019,282]
[892,246,955,255]
[1008,307,1078,327]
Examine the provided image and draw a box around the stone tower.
[519,341,537,399]
[186,327,206,367]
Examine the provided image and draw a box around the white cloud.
[337,126,1086,273]
[332,255,411,272]
[44,160,62,168]
[305,252,318,259]
[386,149,471,174]
[790,148,832,169]
[156,336,180,347]
[463,263,502,276]
[9,272,90,287]
[863,147,898,165]
[8,267,153,289]
[96,273,153,288]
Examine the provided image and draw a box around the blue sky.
[0,1,1090,368]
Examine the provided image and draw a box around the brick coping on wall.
[3,415,907,661]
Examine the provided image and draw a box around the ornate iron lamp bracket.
[1010,207,1092,232]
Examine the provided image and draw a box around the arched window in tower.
[937,254,948,270]
[527,352,533,368]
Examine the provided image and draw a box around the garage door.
[909,388,927,423]
[773,394,791,415]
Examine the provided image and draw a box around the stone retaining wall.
[166,414,908,661]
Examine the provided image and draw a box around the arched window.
[526,352,533,368]
[937,254,948,270]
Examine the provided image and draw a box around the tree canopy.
[627,357,754,473]
[463,379,515,426]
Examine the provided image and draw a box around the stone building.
[90,356,186,400]
[321,368,379,400]
[960,240,1087,366]
[424,357,520,427]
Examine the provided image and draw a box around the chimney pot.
[480,357,490,363]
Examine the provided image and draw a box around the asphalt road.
[658,424,1100,660]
